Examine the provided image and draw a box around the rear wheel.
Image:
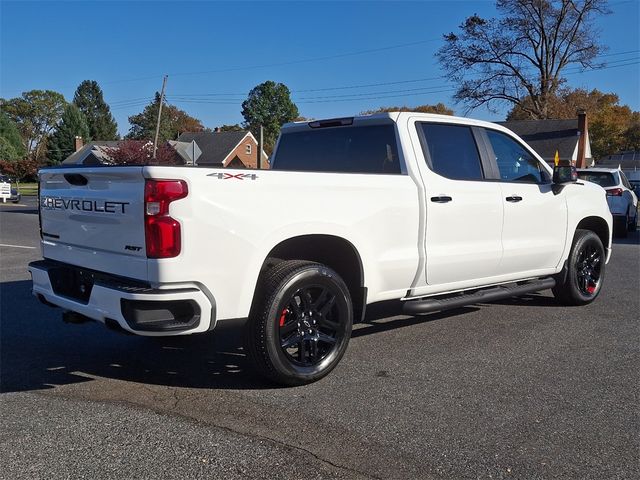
[553,229,605,306]
[246,260,353,386]
[614,214,628,238]
[628,208,638,232]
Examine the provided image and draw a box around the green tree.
[1,90,66,161]
[507,88,640,159]
[47,104,90,164]
[73,80,118,140]
[126,93,204,142]
[0,111,26,161]
[438,0,609,118]
[241,81,299,151]
[361,103,454,115]
[218,124,244,132]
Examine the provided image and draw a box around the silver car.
[577,167,638,237]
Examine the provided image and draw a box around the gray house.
[499,112,593,168]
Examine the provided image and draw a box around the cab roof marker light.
[308,117,354,129]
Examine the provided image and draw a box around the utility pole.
[257,124,263,169]
[152,75,168,161]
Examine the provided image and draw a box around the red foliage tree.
[103,140,181,165]
[0,158,40,181]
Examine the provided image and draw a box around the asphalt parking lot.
[1,196,638,479]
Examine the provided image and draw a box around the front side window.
[272,124,401,174]
[620,172,631,189]
[486,130,548,183]
[417,123,484,180]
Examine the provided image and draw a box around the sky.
[1,0,639,136]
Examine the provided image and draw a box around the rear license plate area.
[48,265,95,304]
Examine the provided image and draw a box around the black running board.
[402,277,556,315]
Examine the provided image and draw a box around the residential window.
[486,129,548,183]
[246,144,252,155]
[417,123,484,180]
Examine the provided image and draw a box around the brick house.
[176,130,268,169]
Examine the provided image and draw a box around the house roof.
[597,151,640,170]
[63,141,121,165]
[497,119,585,161]
[177,131,250,165]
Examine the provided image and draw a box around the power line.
[111,55,639,110]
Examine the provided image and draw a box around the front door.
[484,128,567,274]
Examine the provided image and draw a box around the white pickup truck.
[30,113,613,385]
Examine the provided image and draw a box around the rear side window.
[577,171,618,188]
[417,123,484,180]
[272,125,401,174]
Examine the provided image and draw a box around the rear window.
[577,171,618,188]
[271,125,401,174]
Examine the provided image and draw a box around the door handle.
[505,195,523,202]
[430,195,452,203]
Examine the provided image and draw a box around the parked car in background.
[0,175,21,203]
[577,167,638,237]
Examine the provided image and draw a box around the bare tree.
[437,0,610,118]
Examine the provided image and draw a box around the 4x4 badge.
[208,173,258,180]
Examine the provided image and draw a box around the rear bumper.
[29,260,215,336]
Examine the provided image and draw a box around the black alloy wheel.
[553,229,606,306]
[246,260,353,386]
[278,285,346,367]
[575,243,602,297]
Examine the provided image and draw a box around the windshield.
[577,171,618,188]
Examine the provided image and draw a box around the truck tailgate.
[39,167,148,280]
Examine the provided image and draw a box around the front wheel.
[246,260,353,386]
[553,229,606,306]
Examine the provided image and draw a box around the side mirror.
[553,165,578,184]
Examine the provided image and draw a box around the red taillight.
[144,179,188,258]
[606,188,623,196]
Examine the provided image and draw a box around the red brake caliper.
[279,308,288,327]
[586,284,596,294]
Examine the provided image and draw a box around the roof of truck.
[282,112,513,132]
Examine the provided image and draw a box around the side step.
[402,277,556,315]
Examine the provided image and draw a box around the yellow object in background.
[554,150,560,166]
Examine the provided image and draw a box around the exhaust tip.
[62,310,91,324]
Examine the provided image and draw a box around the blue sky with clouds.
[1,0,638,136]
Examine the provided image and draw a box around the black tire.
[553,229,606,306]
[246,260,353,386]
[614,214,628,238]
[628,209,638,232]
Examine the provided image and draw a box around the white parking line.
[0,243,36,249]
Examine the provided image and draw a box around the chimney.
[576,109,588,168]
[74,136,84,152]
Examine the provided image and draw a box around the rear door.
[410,121,504,287]
[39,167,148,280]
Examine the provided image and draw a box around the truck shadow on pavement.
[0,280,507,393]
[0,280,268,393]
